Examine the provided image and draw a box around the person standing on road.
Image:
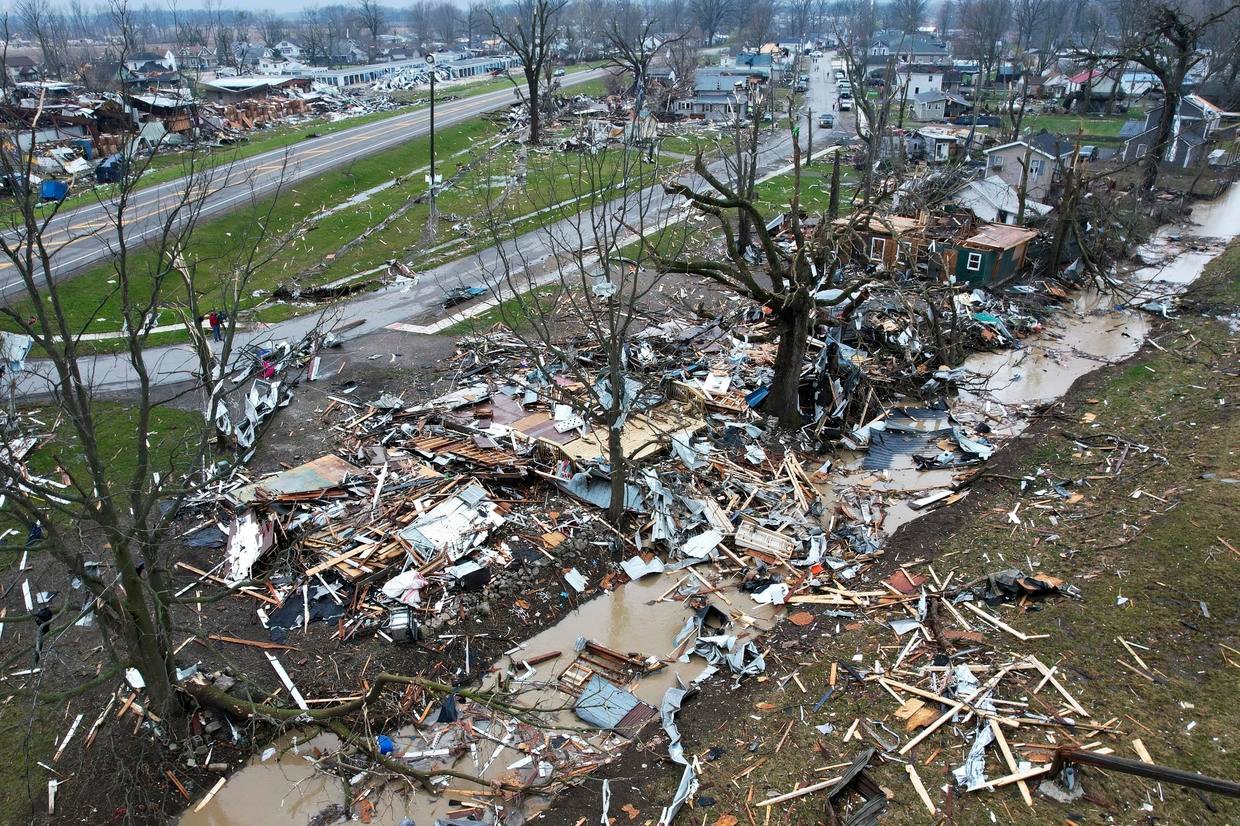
[208,310,221,342]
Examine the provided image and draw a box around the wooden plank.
[990,718,1032,807]
[905,764,936,815]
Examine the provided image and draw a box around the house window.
[1137,144,1148,158]
[989,155,1003,169]
[965,251,983,272]
[1029,158,1044,176]
[870,237,888,262]
[928,74,934,82]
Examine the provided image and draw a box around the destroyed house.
[836,213,1038,285]
[952,222,1038,285]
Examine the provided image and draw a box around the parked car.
[839,90,853,100]
[839,97,853,111]
[818,113,835,128]
[442,286,488,308]
[553,67,566,77]
[952,114,1001,127]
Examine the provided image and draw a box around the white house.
[950,175,1052,225]
[897,64,944,97]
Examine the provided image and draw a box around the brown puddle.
[182,577,779,826]
[181,183,1240,826]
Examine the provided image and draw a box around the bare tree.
[489,0,567,145]
[301,8,333,66]
[473,146,675,522]
[356,0,388,61]
[835,0,902,203]
[691,0,734,45]
[645,131,867,426]
[0,104,304,716]
[737,0,776,46]
[408,0,433,48]
[430,1,462,44]
[936,0,955,33]
[603,1,688,106]
[957,0,1011,141]
[17,0,68,79]
[257,11,287,47]
[892,0,927,32]
[1090,1,1239,190]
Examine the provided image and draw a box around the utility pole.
[425,52,438,225]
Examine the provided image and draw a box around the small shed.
[954,223,1039,285]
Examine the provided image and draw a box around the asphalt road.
[12,65,825,399]
[0,67,608,298]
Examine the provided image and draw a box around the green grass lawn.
[32,65,611,219]
[2,117,670,347]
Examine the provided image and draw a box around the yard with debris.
[541,238,1240,825]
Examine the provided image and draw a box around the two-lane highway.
[0,68,608,297]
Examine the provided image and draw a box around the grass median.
[3,113,671,353]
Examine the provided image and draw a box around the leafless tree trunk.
[0,92,300,715]
[489,0,568,145]
[471,143,675,522]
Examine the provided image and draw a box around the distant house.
[123,51,170,72]
[232,43,269,69]
[675,68,747,119]
[1121,94,1229,169]
[274,39,304,60]
[950,175,1052,225]
[983,132,1076,201]
[3,54,40,84]
[868,30,951,66]
[910,90,970,121]
[897,63,953,97]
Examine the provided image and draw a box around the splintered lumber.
[981,764,1054,790]
[193,777,227,812]
[963,602,1049,641]
[754,776,842,807]
[52,714,84,762]
[899,665,1016,755]
[208,634,298,651]
[1027,656,1088,717]
[990,718,1032,807]
[265,653,308,710]
[905,764,936,815]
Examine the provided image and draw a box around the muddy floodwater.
[181,183,1240,825]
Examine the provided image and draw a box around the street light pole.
[426,53,437,224]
